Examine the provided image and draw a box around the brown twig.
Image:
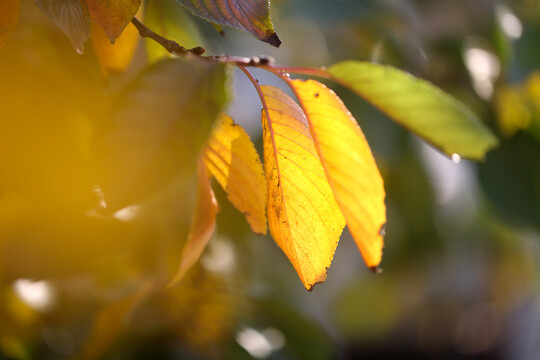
[131,17,205,56]
[130,17,331,80]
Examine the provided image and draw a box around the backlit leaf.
[0,0,18,47]
[168,158,219,288]
[204,115,267,235]
[328,61,499,160]
[290,79,386,270]
[175,0,281,47]
[90,20,140,73]
[92,58,229,211]
[145,0,206,63]
[85,0,141,42]
[35,0,90,52]
[261,85,346,291]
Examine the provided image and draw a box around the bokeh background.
[1,0,539,359]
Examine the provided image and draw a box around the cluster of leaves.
[0,0,499,293]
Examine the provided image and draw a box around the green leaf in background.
[34,0,90,52]
[479,132,540,228]
[328,61,499,160]
[174,0,281,47]
[145,0,206,63]
[92,58,230,211]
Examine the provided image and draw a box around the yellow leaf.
[86,0,141,42]
[204,115,267,235]
[167,157,219,288]
[0,0,19,47]
[289,79,386,270]
[261,85,346,291]
[91,20,140,74]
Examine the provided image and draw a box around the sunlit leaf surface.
[261,85,345,290]
[0,0,19,47]
[85,0,141,42]
[168,159,219,288]
[290,79,386,270]
[175,0,281,47]
[328,61,499,160]
[92,58,229,211]
[35,0,90,52]
[204,115,267,235]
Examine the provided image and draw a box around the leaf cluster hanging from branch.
[0,0,499,293]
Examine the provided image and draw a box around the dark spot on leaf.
[314,93,319,98]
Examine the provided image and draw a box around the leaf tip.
[264,32,282,48]
[305,279,324,292]
[369,266,383,275]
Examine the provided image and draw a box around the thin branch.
[131,17,205,56]
[130,17,332,81]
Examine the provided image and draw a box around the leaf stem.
[237,66,273,138]
[131,17,205,56]
[237,65,286,221]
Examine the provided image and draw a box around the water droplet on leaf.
[451,153,461,163]
[379,223,386,237]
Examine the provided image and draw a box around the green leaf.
[328,61,499,160]
[92,58,230,211]
[145,0,206,63]
[34,0,90,52]
[174,0,281,47]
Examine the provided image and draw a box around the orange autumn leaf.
[86,0,141,42]
[261,85,346,291]
[167,157,219,288]
[289,79,386,270]
[204,115,267,235]
[91,20,140,74]
[0,0,18,47]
